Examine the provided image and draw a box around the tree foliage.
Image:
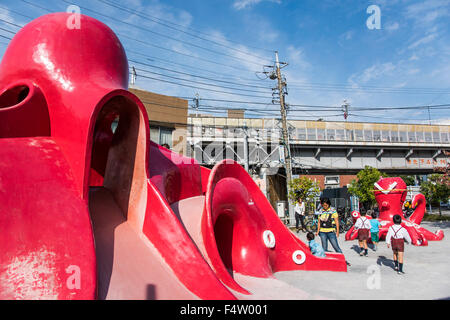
[288,176,320,213]
[420,174,450,215]
[397,175,416,186]
[348,166,385,209]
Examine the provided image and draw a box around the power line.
[96,0,274,62]
[135,72,272,99]
[288,80,450,92]
[128,59,272,90]
[0,34,12,41]
[18,0,264,73]
[132,66,272,95]
[7,2,450,96]
[127,48,263,83]
[58,0,268,68]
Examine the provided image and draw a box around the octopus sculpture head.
[345,176,444,246]
[374,177,407,221]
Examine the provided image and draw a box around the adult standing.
[316,197,343,253]
[294,197,306,233]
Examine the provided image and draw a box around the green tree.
[398,175,416,186]
[348,166,385,210]
[420,174,450,215]
[288,176,320,214]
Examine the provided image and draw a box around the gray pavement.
[275,220,450,300]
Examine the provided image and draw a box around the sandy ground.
[274,220,450,300]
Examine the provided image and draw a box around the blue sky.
[0,0,449,124]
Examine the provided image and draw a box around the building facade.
[123,87,450,211]
[130,87,188,156]
[186,115,450,209]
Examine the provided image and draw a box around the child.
[307,232,326,257]
[353,209,371,256]
[386,214,412,274]
[369,211,381,251]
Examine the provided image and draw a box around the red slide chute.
[0,13,346,300]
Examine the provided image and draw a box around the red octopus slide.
[0,13,346,300]
[345,177,444,246]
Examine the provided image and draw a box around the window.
[408,130,416,142]
[297,128,306,140]
[399,131,407,142]
[441,132,449,142]
[307,128,316,140]
[355,130,363,141]
[415,131,424,142]
[149,125,174,148]
[364,130,372,141]
[391,130,399,142]
[425,132,432,143]
[317,129,325,140]
[214,127,223,137]
[150,126,160,143]
[326,128,335,141]
[382,130,390,142]
[433,131,440,143]
[346,129,354,141]
[325,176,340,186]
[159,127,173,148]
[373,130,381,141]
[336,129,345,141]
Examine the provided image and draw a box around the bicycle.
[305,214,319,233]
[338,207,354,233]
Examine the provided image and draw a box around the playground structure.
[345,177,444,246]
[0,13,347,300]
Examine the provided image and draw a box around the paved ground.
[275,220,450,300]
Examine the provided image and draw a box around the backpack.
[320,212,334,229]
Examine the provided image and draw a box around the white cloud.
[286,46,310,70]
[404,0,450,27]
[385,22,399,31]
[0,7,15,24]
[233,0,281,10]
[408,33,438,49]
[350,62,396,84]
[406,68,420,75]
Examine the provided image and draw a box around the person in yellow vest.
[315,198,342,253]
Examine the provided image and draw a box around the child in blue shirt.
[307,232,326,257]
[370,211,381,251]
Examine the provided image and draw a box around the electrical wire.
[58,0,268,68]
[128,59,273,91]
[96,0,274,62]
[135,72,272,99]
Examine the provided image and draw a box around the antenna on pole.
[131,66,137,86]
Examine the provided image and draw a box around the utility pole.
[342,99,349,121]
[194,93,199,117]
[131,66,137,86]
[243,121,249,172]
[274,51,293,225]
